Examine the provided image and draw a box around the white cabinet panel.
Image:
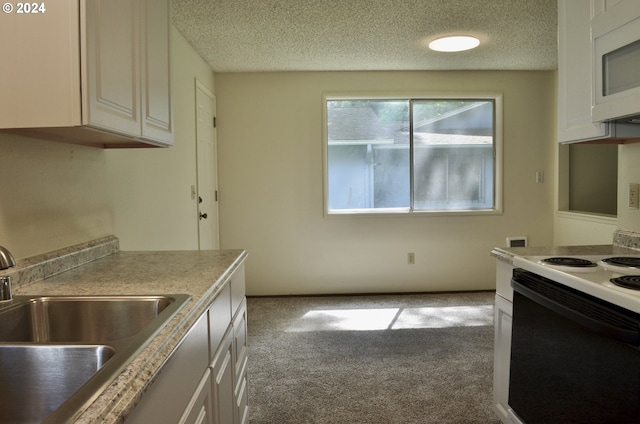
[85,0,140,137]
[493,294,513,424]
[125,313,209,424]
[557,0,609,142]
[140,0,173,144]
[211,328,235,424]
[233,299,248,424]
[179,369,214,424]
[0,0,81,128]
[209,283,232,358]
[0,0,173,148]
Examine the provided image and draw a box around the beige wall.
[618,143,640,232]
[554,142,618,246]
[0,134,112,259]
[554,212,617,245]
[216,71,556,295]
[105,27,215,251]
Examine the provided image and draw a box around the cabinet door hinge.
[215,190,218,201]
[213,117,217,128]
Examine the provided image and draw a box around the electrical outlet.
[535,171,544,184]
[408,253,415,264]
[629,183,639,209]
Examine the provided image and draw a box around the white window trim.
[322,92,504,217]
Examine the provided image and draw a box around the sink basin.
[0,295,177,342]
[0,293,190,423]
[0,345,115,423]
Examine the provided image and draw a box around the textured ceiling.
[171,0,557,73]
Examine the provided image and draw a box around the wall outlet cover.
[629,183,639,209]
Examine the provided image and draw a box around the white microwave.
[592,0,640,123]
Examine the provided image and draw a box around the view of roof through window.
[325,98,496,213]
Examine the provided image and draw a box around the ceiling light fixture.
[428,35,480,52]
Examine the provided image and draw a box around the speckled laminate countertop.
[2,236,247,423]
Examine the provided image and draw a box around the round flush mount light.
[428,35,480,52]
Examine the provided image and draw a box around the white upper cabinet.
[140,0,173,144]
[558,0,640,143]
[557,0,610,143]
[0,0,173,148]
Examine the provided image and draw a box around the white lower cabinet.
[125,313,210,424]
[126,263,247,424]
[233,299,249,424]
[211,328,235,424]
[493,293,513,424]
[179,369,214,424]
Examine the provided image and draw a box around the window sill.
[556,210,617,224]
[325,208,503,217]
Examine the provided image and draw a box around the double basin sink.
[0,293,190,423]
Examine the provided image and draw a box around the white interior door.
[195,80,219,250]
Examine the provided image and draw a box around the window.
[324,96,501,214]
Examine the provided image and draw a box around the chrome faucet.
[0,246,16,301]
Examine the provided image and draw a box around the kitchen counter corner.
[10,242,247,423]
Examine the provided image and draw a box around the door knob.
[199,212,208,219]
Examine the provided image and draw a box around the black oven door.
[509,269,640,424]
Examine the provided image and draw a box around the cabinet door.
[211,328,235,424]
[179,369,214,424]
[125,314,209,424]
[140,0,173,144]
[492,294,513,424]
[84,0,141,137]
[557,0,609,142]
[233,299,249,424]
[0,0,81,128]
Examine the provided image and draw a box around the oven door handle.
[512,278,640,345]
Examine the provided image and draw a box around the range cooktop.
[513,254,640,313]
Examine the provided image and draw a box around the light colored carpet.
[247,292,501,424]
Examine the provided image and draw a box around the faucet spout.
[0,246,16,270]
[0,246,15,301]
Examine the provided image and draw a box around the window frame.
[322,92,503,217]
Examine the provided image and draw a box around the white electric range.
[513,254,640,313]
[507,253,640,424]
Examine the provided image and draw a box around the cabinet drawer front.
[209,283,232,360]
[231,265,246,314]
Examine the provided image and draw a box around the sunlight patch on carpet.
[286,305,493,332]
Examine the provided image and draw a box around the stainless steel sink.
[0,345,115,423]
[0,294,190,423]
[0,295,177,342]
